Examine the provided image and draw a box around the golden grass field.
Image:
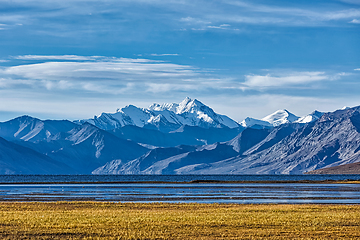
[0,202,360,239]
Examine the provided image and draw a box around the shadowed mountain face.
[0,137,75,174]
[45,123,149,174]
[94,106,360,175]
[0,116,149,174]
[170,107,360,174]
[226,128,272,154]
[0,116,78,142]
[92,145,197,174]
[108,125,243,148]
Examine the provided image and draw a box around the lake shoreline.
[0,179,360,184]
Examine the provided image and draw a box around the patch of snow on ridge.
[240,117,272,128]
[148,102,178,112]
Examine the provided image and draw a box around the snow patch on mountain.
[240,117,273,128]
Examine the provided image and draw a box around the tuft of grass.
[0,202,360,239]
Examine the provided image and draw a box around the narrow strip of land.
[0,179,360,184]
[0,202,359,239]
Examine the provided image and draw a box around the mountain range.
[0,97,359,174]
[76,97,240,132]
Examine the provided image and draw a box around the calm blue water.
[0,174,359,183]
[1,183,360,204]
[1,175,360,204]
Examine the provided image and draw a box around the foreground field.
[0,202,360,239]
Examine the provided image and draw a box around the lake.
[0,175,360,204]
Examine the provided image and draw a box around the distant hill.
[306,162,360,174]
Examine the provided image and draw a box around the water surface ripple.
[1,183,360,204]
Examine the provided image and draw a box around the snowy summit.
[240,109,325,128]
[77,97,240,132]
[261,109,300,126]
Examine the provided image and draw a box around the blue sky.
[0,0,359,122]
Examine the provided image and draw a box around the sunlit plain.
[0,202,360,239]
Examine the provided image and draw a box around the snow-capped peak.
[295,110,324,124]
[175,97,204,114]
[78,97,240,132]
[147,97,206,114]
[261,109,300,127]
[240,109,326,129]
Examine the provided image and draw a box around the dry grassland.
[0,202,359,239]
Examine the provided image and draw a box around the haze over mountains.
[0,97,359,174]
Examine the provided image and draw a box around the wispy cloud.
[0,55,227,94]
[150,54,179,56]
[13,55,159,63]
[355,68,360,71]
[207,24,233,30]
[180,17,211,25]
[223,1,360,22]
[13,55,102,61]
[323,9,360,20]
[243,71,342,89]
[350,19,360,23]
[1,56,350,95]
[179,0,360,29]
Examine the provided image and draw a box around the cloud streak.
[177,0,360,31]
[0,55,226,95]
[0,55,349,98]
[150,54,179,56]
[350,19,360,23]
[13,55,102,61]
[243,71,342,89]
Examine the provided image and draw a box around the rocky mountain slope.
[108,124,243,148]
[306,162,360,174]
[94,106,360,175]
[0,116,149,174]
[0,115,78,142]
[0,137,74,174]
